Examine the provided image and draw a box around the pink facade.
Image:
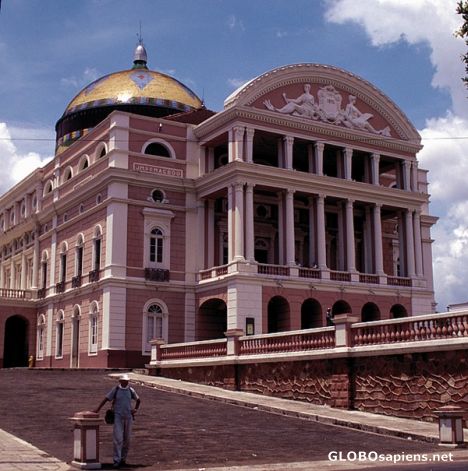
[0,57,437,369]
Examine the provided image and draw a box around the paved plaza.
[0,369,467,470]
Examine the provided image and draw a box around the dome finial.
[133,22,148,69]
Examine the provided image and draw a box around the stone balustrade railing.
[351,311,468,346]
[157,338,228,361]
[239,327,335,355]
[0,288,32,299]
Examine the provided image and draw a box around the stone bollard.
[69,411,102,469]
[435,405,465,447]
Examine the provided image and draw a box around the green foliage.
[456,1,468,86]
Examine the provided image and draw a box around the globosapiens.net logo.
[328,450,454,464]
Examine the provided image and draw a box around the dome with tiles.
[55,43,203,151]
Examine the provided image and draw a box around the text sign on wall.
[133,163,183,178]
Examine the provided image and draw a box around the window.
[143,301,168,353]
[75,235,84,276]
[41,251,48,290]
[43,180,54,195]
[37,315,46,360]
[63,166,73,183]
[150,228,164,263]
[151,189,165,203]
[144,142,171,157]
[55,311,64,358]
[59,243,67,283]
[96,143,107,159]
[79,155,90,171]
[92,226,102,271]
[89,302,99,354]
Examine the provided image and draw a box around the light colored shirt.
[106,385,139,417]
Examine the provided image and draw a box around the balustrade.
[160,339,227,360]
[0,288,32,299]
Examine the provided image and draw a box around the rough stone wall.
[353,350,468,422]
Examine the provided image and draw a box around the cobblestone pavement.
[0,369,467,471]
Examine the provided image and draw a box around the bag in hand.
[105,409,115,424]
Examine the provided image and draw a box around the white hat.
[119,374,130,381]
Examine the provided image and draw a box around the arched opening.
[3,315,29,367]
[361,302,381,322]
[332,300,352,316]
[268,296,290,333]
[390,304,408,318]
[197,298,227,340]
[144,142,171,157]
[301,298,322,329]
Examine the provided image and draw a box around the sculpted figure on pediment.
[264,84,319,119]
[263,83,392,137]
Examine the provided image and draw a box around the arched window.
[37,314,46,360]
[144,142,171,158]
[59,242,68,283]
[79,155,90,171]
[150,228,164,264]
[143,301,168,353]
[89,302,99,354]
[62,166,73,183]
[55,311,65,358]
[41,251,48,290]
[75,234,84,277]
[96,143,107,159]
[43,180,54,196]
[92,226,102,272]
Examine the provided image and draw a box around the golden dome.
[63,68,203,117]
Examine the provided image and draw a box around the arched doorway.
[332,300,352,316]
[197,299,227,340]
[390,304,408,318]
[361,302,381,322]
[268,296,290,333]
[3,315,29,367]
[301,299,322,329]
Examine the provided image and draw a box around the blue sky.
[0,0,467,311]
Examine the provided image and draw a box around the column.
[413,210,423,276]
[284,135,294,170]
[207,147,215,172]
[316,195,327,269]
[234,183,244,260]
[245,128,255,164]
[277,194,284,264]
[20,253,27,290]
[364,207,373,273]
[197,200,206,270]
[314,142,324,176]
[337,204,345,270]
[405,209,416,277]
[9,258,15,289]
[308,198,316,267]
[285,189,296,265]
[371,153,380,185]
[411,161,419,192]
[403,161,411,191]
[343,148,353,180]
[245,184,255,262]
[373,204,384,275]
[229,126,245,162]
[345,199,356,272]
[32,232,40,289]
[227,185,234,262]
[24,193,31,219]
[207,200,215,267]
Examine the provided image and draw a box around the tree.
[456,1,468,86]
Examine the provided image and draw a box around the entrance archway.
[3,315,29,367]
[197,298,227,340]
[268,296,290,333]
[390,304,408,318]
[361,302,381,322]
[301,299,322,329]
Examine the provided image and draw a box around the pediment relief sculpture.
[264,84,391,137]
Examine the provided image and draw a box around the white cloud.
[0,123,53,194]
[61,67,100,90]
[324,0,468,310]
[227,78,248,89]
[227,15,245,32]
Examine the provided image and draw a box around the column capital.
[283,135,295,145]
[343,147,353,157]
[245,127,255,139]
[286,188,296,196]
[374,202,383,209]
[371,152,380,160]
[347,198,355,205]
[232,125,245,136]
[314,141,325,152]
[403,159,411,169]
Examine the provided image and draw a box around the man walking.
[95,374,141,468]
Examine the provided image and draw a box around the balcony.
[0,288,32,300]
[71,274,82,288]
[89,269,100,283]
[55,281,65,293]
[145,268,170,282]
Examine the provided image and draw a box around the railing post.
[225,328,244,355]
[150,338,166,363]
[334,313,359,347]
